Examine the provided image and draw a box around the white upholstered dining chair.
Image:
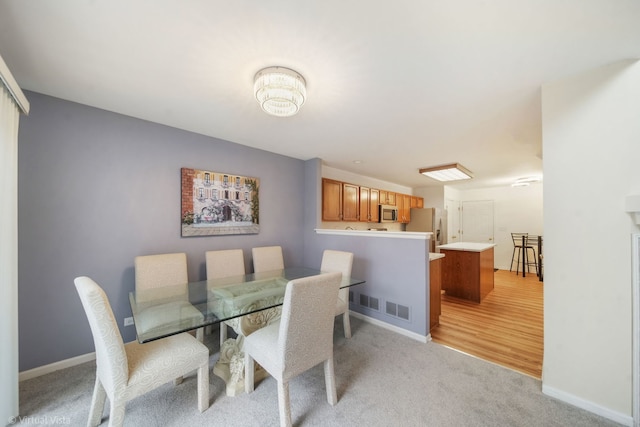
[74,276,209,427]
[134,252,204,342]
[321,250,354,339]
[205,249,246,344]
[244,271,342,427]
[251,245,284,273]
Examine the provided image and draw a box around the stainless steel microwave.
[379,205,398,222]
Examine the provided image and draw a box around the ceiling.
[1,1,639,190]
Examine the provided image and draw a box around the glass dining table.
[129,266,365,396]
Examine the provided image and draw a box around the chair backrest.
[320,250,353,278]
[206,249,245,279]
[511,233,528,247]
[134,252,188,291]
[74,276,128,395]
[252,246,284,273]
[277,271,342,380]
[321,250,353,302]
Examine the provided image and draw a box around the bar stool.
[510,233,538,275]
[510,233,527,272]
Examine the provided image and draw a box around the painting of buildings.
[181,167,259,236]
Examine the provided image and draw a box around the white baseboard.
[19,352,96,382]
[542,384,634,427]
[349,311,429,343]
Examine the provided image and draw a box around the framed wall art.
[181,167,259,237]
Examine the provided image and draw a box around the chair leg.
[88,377,106,427]
[108,397,126,427]
[324,357,337,406]
[244,353,255,393]
[220,323,228,347]
[342,312,352,339]
[277,380,292,427]
[197,361,209,412]
[509,247,517,272]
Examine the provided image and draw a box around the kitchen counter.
[315,229,433,240]
[436,242,496,252]
[429,252,445,261]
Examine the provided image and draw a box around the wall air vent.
[386,300,411,321]
[359,293,380,311]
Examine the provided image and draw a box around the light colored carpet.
[17,318,618,426]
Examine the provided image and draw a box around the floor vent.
[386,300,411,321]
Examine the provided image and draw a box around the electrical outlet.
[124,317,134,327]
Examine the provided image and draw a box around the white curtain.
[0,61,26,424]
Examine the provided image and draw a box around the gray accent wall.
[18,92,306,371]
[303,159,430,336]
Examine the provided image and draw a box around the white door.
[445,199,461,243]
[461,200,494,243]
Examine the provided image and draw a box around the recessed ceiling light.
[353,160,362,164]
[419,163,473,182]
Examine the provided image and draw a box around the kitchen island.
[437,242,495,303]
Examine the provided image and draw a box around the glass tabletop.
[129,267,365,343]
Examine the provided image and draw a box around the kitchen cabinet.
[322,178,343,221]
[379,190,396,206]
[322,178,361,221]
[429,255,443,331]
[411,196,424,209]
[397,193,412,223]
[359,187,379,222]
[439,243,495,303]
[342,182,360,221]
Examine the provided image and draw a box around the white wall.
[457,184,543,270]
[542,59,640,424]
[414,186,445,209]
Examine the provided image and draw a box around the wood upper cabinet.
[359,187,380,222]
[379,190,396,206]
[397,193,412,223]
[322,178,343,221]
[342,182,360,221]
[411,196,424,209]
[370,188,380,222]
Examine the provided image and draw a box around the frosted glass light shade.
[254,67,306,117]
[419,163,473,181]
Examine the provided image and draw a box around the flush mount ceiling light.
[511,176,542,187]
[419,163,473,182]
[254,66,306,117]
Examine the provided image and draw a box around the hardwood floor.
[430,269,544,378]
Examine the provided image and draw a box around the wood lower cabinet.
[429,257,443,331]
[440,247,494,303]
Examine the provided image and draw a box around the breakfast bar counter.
[436,242,495,303]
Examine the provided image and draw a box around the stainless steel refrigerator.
[406,208,447,252]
